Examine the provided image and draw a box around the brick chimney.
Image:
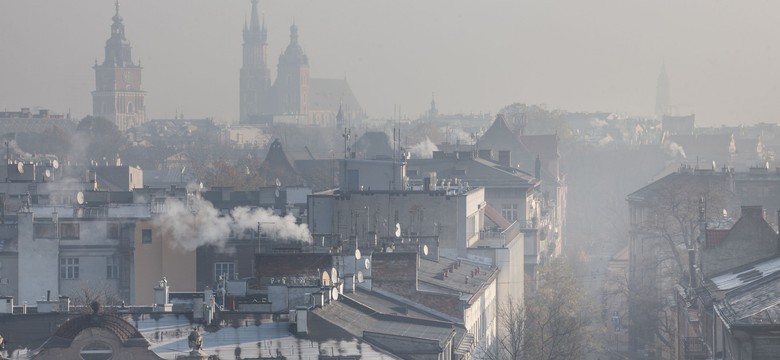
[372,252,419,295]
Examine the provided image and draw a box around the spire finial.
[249,0,261,30]
[115,0,120,17]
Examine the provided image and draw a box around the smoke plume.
[154,196,312,251]
[409,137,439,158]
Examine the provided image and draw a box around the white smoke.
[597,135,614,147]
[409,137,439,158]
[665,142,687,159]
[154,196,312,251]
[448,128,473,143]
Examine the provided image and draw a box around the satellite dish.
[331,287,339,301]
[16,162,23,174]
[357,271,364,283]
[52,160,59,169]
[394,223,401,237]
[76,191,84,205]
[354,249,361,260]
[423,245,429,256]
[275,178,281,187]
[331,267,338,282]
[44,169,51,178]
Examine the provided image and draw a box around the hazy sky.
[1,1,779,126]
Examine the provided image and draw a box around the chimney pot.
[465,276,469,284]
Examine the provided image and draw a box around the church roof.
[308,78,363,115]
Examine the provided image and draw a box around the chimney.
[498,151,511,167]
[465,276,469,284]
[535,155,542,179]
[688,248,697,287]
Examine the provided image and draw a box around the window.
[142,229,152,244]
[34,223,57,238]
[106,256,118,279]
[106,223,120,239]
[215,262,236,282]
[59,223,80,239]
[80,341,113,360]
[501,204,519,222]
[60,257,79,279]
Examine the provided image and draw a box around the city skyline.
[1,1,780,125]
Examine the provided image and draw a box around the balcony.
[683,337,709,359]
[479,221,522,246]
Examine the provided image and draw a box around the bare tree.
[627,180,737,357]
[69,281,123,313]
[483,258,595,360]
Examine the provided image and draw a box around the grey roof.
[715,270,780,327]
[626,167,733,205]
[0,118,76,136]
[407,157,537,189]
[709,256,780,292]
[417,257,497,303]
[313,295,456,348]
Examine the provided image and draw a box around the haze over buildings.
[2,1,780,125]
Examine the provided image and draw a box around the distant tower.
[273,23,310,115]
[239,0,271,123]
[655,64,670,118]
[428,92,439,119]
[92,1,146,132]
[335,103,345,129]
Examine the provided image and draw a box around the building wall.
[18,211,59,304]
[308,188,484,259]
[57,219,122,303]
[133,220,196,305]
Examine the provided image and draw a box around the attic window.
[80,341,113,360]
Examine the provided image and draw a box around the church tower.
[273,24,310,116]
[92,1,146,132]
[239,0,271,123]
[655,64,670,118]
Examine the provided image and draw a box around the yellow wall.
[133,220,196,305]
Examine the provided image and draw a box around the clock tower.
[92,1,146,132]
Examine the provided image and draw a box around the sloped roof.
[701,206,779,277]
[309,78,363,114]
[715,270,780,327]
[479,114,521,149]
[483,203,511,229]
[626,168,733,205]
[407,156,537,189]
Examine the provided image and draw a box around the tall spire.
[250,0,261,31]
[115,0,120,17]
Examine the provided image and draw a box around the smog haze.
[1,0,779,125]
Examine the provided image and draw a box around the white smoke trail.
[409,137,439,158]
[154,196,312,251]
[666,142,687,159]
